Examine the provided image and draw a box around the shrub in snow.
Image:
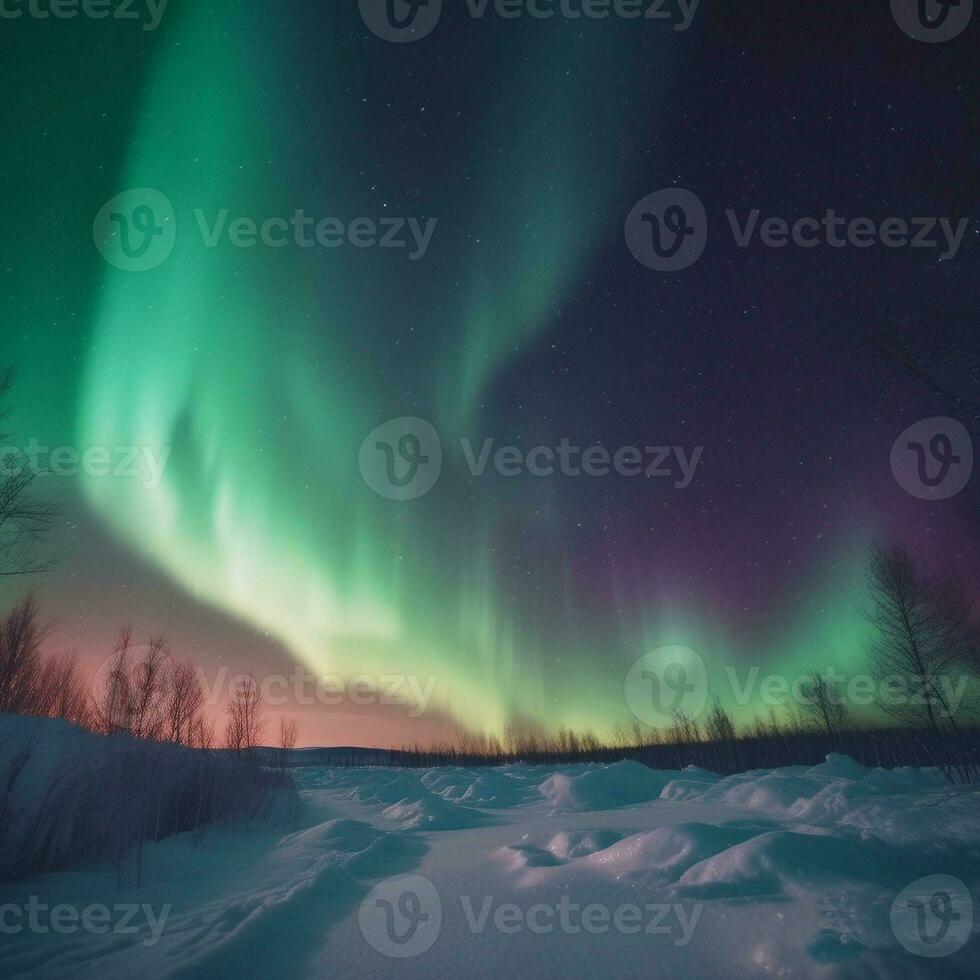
[0,713,294,882]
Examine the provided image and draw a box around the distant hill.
[254,745,394,767]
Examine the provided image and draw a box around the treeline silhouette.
[389,715,980,777]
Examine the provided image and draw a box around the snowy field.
[2,755,979,978]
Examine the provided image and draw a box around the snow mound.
[546,829,625,861]
[664,754,875,811]
[807,753,869,780]
[498,842,564,870]
[693,768,828,811]
[660,766,723,801]
[276,818,423,876]
[586,822,758,883]
[381,795,490,831]
[278,817,385,856]
[666,753,979,855]
[423,768,534,808]
[325,768,427,807]
[677,829,891,898]
[539,760,677,812]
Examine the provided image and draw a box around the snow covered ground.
[2,754,978,978]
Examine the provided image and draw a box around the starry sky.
[1,1,978,745]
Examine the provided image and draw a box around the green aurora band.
[67,6,879,738]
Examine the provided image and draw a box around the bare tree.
[277,716,298,769]
[165,660,206,746]
[667,708,702,746]
[798,670,849,739]
[91,629,170,738]
[35,651,91,726]
[92,627,135,734]
[704,695,737,743]
[191,714,216,751]
[0,593,54,713]
[127,636,169,740]
[866,542,977,782]
[930,576,980,681]
[225,674,264,755]
[0,368,59,578]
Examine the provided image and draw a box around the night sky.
[1,1,978,745]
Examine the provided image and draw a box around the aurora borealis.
[2,2,978,745]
